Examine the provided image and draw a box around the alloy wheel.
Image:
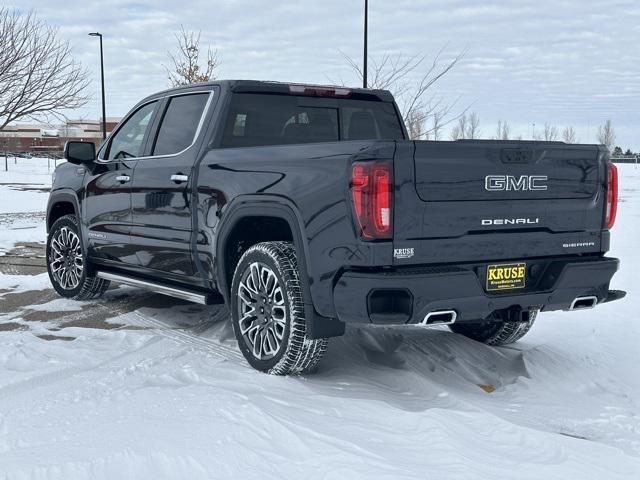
[49,226,84,290]
[236,262,287,360]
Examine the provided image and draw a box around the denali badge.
[394,248,414,259]
[482,218,539,226]
[485,175,548,191]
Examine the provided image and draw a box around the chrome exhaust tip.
[422,310,457,326]
[570,296,598,310]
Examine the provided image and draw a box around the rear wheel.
[230,241,327,375]
[449,310,538,346]
[46,214,110,300]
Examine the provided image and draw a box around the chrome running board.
[96,271,210,305]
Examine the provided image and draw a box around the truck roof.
[140,80,395,104]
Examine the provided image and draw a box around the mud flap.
[305,304,345,339]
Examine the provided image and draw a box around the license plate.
[486,262,526,291]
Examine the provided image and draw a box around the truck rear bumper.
[332,256,624,325]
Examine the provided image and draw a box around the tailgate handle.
[501,148,534,164]
[171,174,189,183]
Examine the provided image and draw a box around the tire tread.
[232,241,328,375]
[47,214,110,300]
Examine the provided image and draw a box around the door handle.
[116,175,130,183]
[171,174,189,183]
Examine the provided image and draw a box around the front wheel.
[230,241,327,375]
[449,310,538,346]
[46,214,110,300]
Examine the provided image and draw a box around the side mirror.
[64,141,96,164]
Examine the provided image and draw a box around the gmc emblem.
[485,175,548,191]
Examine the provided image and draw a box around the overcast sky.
[10,0,640,150]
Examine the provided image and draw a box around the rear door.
[392,140,607,265]
[84,100,159,264]
[129,90,214,278]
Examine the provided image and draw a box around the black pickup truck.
[47,80,624,374]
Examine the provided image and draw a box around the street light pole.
[89,32,107,140]
[363,0,368,89]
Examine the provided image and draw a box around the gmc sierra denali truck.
[47,80,625,375]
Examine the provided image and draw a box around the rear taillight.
[605,163,618,230]
[350,162,392,240]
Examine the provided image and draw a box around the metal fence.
[1,151,63,172]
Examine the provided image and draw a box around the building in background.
[0,117,121,156]
[611,153,639,164]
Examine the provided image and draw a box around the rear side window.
[341,104,403,140]
[152,93,209,156]
[221,93,403,148]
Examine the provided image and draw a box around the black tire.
[46,214,110,300]
[448,310,538,346]
[230,241,328,375]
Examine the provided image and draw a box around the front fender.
[46,189,81,232]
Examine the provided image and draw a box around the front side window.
[107,101,157,160]
[152,93,209,156]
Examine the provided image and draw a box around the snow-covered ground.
[0,156,53,212]
[0,156,51,256]
[0,161,639,479]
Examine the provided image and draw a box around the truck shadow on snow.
[302,326,532,411]
[123,293,534,410]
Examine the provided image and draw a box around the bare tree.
[543,123,559,141]
[449,125,461,141]
[449,112,480,140]
[562,126,577,143]
[0,9,90,132]
[342,47,466,139]
[431,110,445,141]
[450,114,466,140]
[406,108,425,140]
[495,120,510,140]
[597,119,616,152]
[166,25,220,87]
[466,112,480,139]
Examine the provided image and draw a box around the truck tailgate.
[392,140,608,265]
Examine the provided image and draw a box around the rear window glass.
[221,93,403,148]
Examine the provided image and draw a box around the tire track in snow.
[0,335,167,401]
[0,296,242,405]
[0,304,244,402]
[128,310,244,363]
